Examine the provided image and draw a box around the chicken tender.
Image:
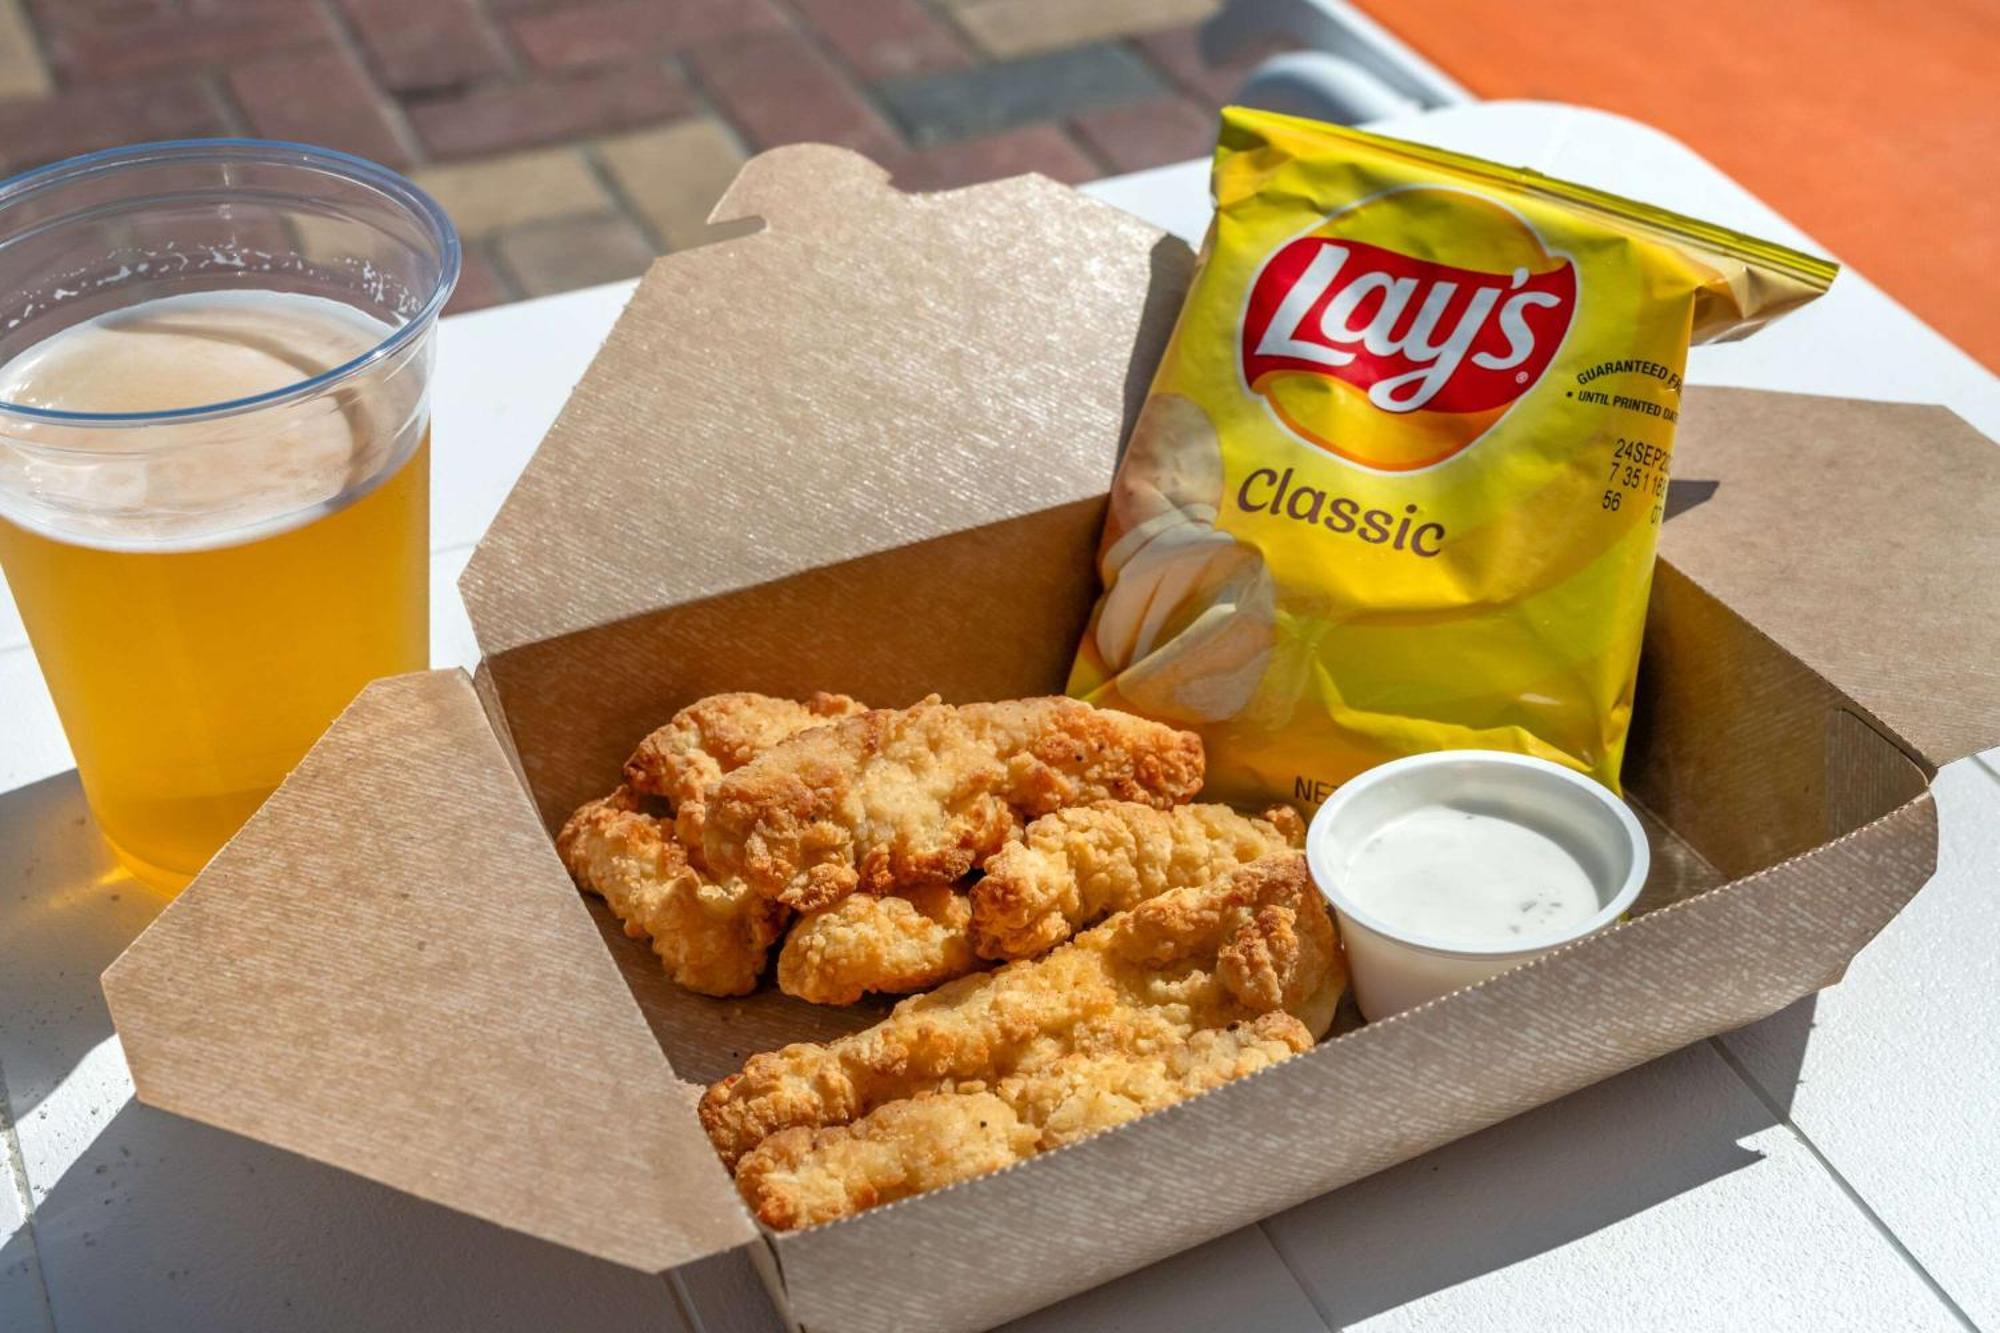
[700,853,1341,1168]
[972,801,1304,960]
[700,696,1205,911]
[734,1092,1037,1231]
[732,1014,1311,1229]
[623,691,865,846]
[557,789,786,997]
[563,691,864,996]
[777,883,981,1006]
[1003,1013,1310,1150]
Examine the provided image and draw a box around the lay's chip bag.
[1068,109,1836,805]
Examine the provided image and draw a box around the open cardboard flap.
[455,141,1189,662]
[99,149,2000,1330]
[1622,388,1998,886]
[1659,388,2000,773]
[100,670,757,1273]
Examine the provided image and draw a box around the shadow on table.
[1721,993,1820,1118]
[0,1101,685,1333]
[0,769,162,1124]
[1256,1031,1814,1328]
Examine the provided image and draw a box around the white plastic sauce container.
[1305,750,1651,1021]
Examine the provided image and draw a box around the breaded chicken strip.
[700,853,1340,1168]
[777,883,981,1006]
[1000,1014,1311,1150]
[734,1015,1310,1229]
[971,801,1304,960]
[700,696,1205,911]
[562,692,864,996]
[735,1091,1038,1231]
[623,691,865,845]
[557,788,787,997]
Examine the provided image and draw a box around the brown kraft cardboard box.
[100,146,2000,1332]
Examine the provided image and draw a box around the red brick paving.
[507,0,784,70]
[0,80,227,174]
[1131,24,1291,105]
[443,245,512,317]
[1070,96,1220,174]
[788,0,971,82]
[494,212,655,294]
[889,123,1098,191]
[0,2,1300,313]
[228,47,415,167]
[32,0,336,82]
[339,0,512,93]
[689,28,902,158]
[406,62,694,157]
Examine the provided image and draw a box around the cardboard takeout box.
[100,147,2000,1332]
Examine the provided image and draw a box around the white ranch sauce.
[1341,806,1600,948]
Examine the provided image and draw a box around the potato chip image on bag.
[1070,109,1837,806]
[1094,393,1276,724]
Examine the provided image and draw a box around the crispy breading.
[776,883,981,1006]
[699,696,1205,911]
[556,789,787,998]
[734,1092,1038,1231]
[623,691,865,846]
[700,853,1341,1169]
[971,800,1305,960]
[732,1013,1311,1229]
[561,691,863,997]
[1000,1014,1311,1149]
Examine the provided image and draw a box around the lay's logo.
[1239,188,1577,471]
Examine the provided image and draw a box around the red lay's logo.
[1239,191,1577,470]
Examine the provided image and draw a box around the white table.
[3,101,1995,1333]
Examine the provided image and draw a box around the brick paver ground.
[0,0,1296,313]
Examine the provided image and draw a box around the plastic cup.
[0,140,458,892]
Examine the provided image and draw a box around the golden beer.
[0,452,427,886]
[0,142,457,892]
[0,291,431,890]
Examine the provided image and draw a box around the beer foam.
[0,290,417,551]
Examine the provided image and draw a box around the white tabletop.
[2,101,1994,1333]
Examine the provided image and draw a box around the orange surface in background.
[1358,0,2000,371]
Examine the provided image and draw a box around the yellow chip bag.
[1069,109,1836,806]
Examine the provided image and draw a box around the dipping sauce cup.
[1305,750,1650,1021]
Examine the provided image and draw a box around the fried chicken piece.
[700,853,1341,1168]
[700,696,1205,911]
[733,1014,1311,1229]
[561,691,865,997]
[623,691,866,846]
[734,1092,1038,1231]
[971,801,1304,960]
[1003,1013,1311,1149]
[557,789,787,998]
[776,882,981,1006]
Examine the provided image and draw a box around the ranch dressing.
[1342,806,1600,949]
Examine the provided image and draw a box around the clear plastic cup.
[0,140,459,892]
